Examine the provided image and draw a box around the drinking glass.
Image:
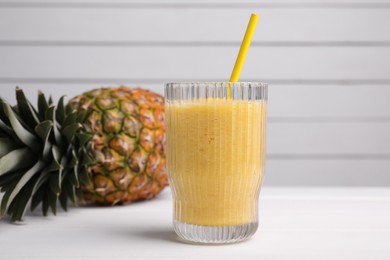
[165,82,267,244]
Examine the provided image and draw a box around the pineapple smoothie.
[166,98,267,226]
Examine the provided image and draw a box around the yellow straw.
[229,13,259,97]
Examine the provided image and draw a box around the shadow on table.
[129,229,180,244]
[117,228,235,246]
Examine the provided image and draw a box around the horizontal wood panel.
[1,47,389,80]
[267,122,390,154]
[265,160,390,186]
[1,84,390,118]
[3,0,390,3]
[0,8,389,42]
[0,85,389,154]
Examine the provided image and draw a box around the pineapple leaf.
[42,147,63,196]
[56,96,66,125]
[46,106,64,146]
[0,138,17,157]
[0,179,18,217]
[76,110,88,123]
[62,111,78,127]
[68,150,78,168]
[62,123,82,143]
[49,170,62,195]
[30,175,51,211]
[68,165,80,188]
[81,150,94,165]
[48,189,57,215]
[76,133,92,147]
[37,91,49,120]
[11,178,36,221]
[65,104,73,115]
[35,121,53,160]
[0,98,11,125]
[52,145,62,163]
[35,121,53,141]
[48,96,54,106]
[0,148,32,176]
[44,105,54,121]
[0,171,24,189]
[16,88,40,128]
[59,189,68,211]
[1,160,44,216]
[0,123,22,148]
[42,188,50,216]
[0,120,13,138]
[78,167,90,186]
[3,103,40,150]
[41,159,62,175]
[63,177,76,203]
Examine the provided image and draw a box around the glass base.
[173,220,258,244]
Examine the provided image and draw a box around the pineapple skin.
[68,87,167,205]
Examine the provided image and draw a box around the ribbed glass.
[165,82,268,244]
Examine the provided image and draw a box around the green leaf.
[34,121,53,141]
[0,119,23,145]
[30,175,50,211]
[46,106,63,146]
[63,178,76,203]
[48,189,57,215]
[68,165,80,188]
[11,177,36,221]
[78,167,90,186]
[67,150,78,169]
[38,147,63,196]
[37,91,49,121]
[1,160,44,216]
[52,145,62,163]
[0,99,11,125]
[60,154,68,173]
[76,110,88,123]
[62,112,78,127]
[3,103,40,150]
[44,105,55,121]
[59,189,68,211]
[0,179,18,217]
[0,171,24,188]
[0,121,13,137]
[42,188,50,216]
[81,151,94,165]
[48,96,53,106]
[41,158,62,175]
[62,123,82,143]
[16,87,40,128]
[65,104,73,115]
[49,170,62,195]
[0,138,17,157]
[0,148,33,176]
[76,133,92,147]
[35,121,53,160]
[56,96,66,125]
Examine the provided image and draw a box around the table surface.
[1,187,389,260]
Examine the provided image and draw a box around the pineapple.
[69,87,167,204]
[0,87,167,221]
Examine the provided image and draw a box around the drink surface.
[166,99,267,226]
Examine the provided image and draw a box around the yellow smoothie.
[166,99,267,226]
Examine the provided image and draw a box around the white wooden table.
[1,187,389,260]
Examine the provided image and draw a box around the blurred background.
[0,0,389,186]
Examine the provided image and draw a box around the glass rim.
[165,82,268,86]
[165,82,267,101]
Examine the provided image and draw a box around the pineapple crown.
[0,88,93,221]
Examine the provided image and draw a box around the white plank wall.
[0,0,389,186]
